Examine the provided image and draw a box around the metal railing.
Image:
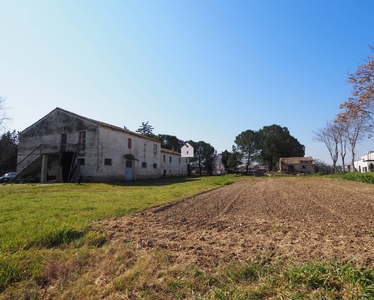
[17,143,80,173]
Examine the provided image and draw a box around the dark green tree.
[221,150,231,171]
[221,148,243,174]
[188,140,217,175]
[0,130,18,174]
[228,147,243,173]
[234,129,258,174]
[257,125,305,170]
[156,134,181,152]
[136,121,155,138]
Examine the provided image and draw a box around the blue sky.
[1,0,374,164]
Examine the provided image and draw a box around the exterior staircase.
[16,144,78,183]
[16,153,42,178]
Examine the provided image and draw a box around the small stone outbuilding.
[278,156,315,174]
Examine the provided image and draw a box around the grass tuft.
[34,226,85,249]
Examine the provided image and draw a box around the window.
[153,163,157,169]
[77,158,85,165]
[169,156,172,162]
[126,160,132,168]
[153,144,157,154]
[104,158,112,166]
[61,133,67,152]
[163,155,165,162]
[142,162,147,168]
[179,158,181,164]
[78,131,86,144]
[128,138,132,149]
[186,159,188,163]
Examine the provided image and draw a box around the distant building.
[354,151,374,172]
[212,154,225,175]
[278,157,315,174]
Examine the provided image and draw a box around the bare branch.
[0,97,10,133]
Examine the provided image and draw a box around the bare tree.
[340,46,374,124]
[313,121,340,173]
[336,113,369,171]
[334,120,348,172]
[0,97,10,133]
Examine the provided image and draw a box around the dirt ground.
[99,177,374,268]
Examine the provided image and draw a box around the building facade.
[16,108,189,183]
[354,151,374,172]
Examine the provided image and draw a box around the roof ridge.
[21,107,161,143]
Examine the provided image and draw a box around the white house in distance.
[212,154,225,175]
[16,107,190,183]
[354,151,374,172]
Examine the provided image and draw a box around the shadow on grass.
[103,176,203,187]
[30,227,85,249]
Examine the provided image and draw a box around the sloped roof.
[161,148,181,156]
[21,107,161,143]
[279,156,314,164]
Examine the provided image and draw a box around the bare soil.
[99,177,374,268]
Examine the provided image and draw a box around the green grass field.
[2,173,374,299]
[0,176,241,251]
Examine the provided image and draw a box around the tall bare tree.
[334,120,348,172]
[313,121,340,173]
[340,46,374,124]
[336,113,369,171]
[0,97,10,133]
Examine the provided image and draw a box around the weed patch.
[343,172,374,184]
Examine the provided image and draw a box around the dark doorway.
[60,152,75,182]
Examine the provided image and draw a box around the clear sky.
[1,0,374,164]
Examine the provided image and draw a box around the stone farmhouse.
[278,156,315,174]
[16,108,189,183]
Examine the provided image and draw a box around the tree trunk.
[341,154,346,173]
[350,148,357,171]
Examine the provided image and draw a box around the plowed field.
[100,177,374,268]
